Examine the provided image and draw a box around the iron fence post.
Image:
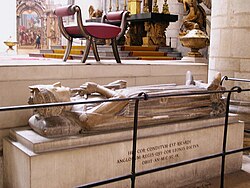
[131,92,148,188]
[220,86,242,188]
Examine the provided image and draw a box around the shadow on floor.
[183,155,250,188]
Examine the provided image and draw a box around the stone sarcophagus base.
[4,116,244,188]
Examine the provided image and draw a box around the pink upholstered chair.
[54,5,129,63]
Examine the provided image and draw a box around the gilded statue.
[88,5,103,19]
[178,0,211,36]
[28,72,225,138]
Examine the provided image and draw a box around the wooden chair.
[54,5,129,63]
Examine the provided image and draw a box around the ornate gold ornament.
[143,0,149,12]
[179,24,209,57]
[162,0,170,14]
[88,5,103,19]
[152,0,159,13]
[178,0,210,57]
[128,0,142,14]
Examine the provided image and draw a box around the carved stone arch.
[16,0,47,48]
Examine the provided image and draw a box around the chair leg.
[111,38,121,63]
[63,38,73,62]
[92,39,100,62]
[81,37,92,63]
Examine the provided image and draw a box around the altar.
[87,0,178,47]
[126,12,178,46]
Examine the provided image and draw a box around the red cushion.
[65,26,84,38]
[84,22,121,39]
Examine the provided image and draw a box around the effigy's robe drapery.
[90,84,225,131]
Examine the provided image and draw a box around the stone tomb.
[4,115,244,188]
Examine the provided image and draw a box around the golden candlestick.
[162,0,170,14]
[143,0,149,12]
[152,0,159,13]
[116,0,119,11]
[109,0,112,11]
[124,0,127,10]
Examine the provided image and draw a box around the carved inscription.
[117,140,199,165]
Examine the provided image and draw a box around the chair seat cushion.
[84,22,121,39]
[65,26,84,38]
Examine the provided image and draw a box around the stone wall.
[0,0,16,53]
[209,0,250,99]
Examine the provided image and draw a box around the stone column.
[209,0,250,152]
[209,0,250,87]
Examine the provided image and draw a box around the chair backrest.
[104,11,124,23]
[101,11,130,41]
[54,5,89,39]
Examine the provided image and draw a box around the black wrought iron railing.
[0,77,250,188]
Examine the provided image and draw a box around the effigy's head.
[28,82,71,117]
